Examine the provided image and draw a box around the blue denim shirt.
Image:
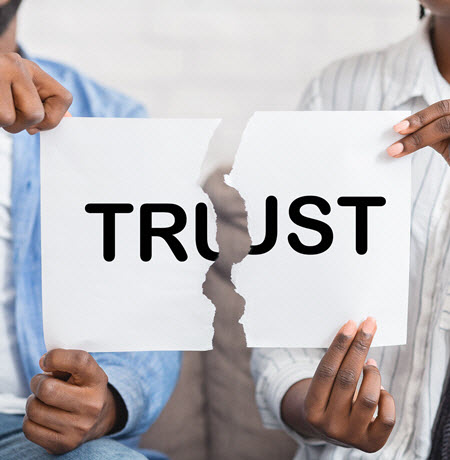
[12,56,182,453]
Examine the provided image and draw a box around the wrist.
[281,378,319,439]
[91,384,127,440]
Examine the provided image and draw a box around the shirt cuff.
[103,364,145,440]
[263,361,327,447]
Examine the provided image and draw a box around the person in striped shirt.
[252,3,450,459]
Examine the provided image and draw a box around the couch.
[140,169,297,460]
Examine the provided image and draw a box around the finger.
[30,374,82,412]
[40,349,107,387]
[0,82,16,128]
[24,59,73,132]
[327,317,376,414]
[367,389,396,450]
[350,359,381,428]
[393,99,450,135]
[305,320,357,412]
[387,116,450,158]
[22,415,66,455]
[26,395,72,433]
[0,59,45,133]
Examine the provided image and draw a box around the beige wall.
[18,0,418,179]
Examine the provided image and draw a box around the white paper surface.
[230,111,411,348]
[40,117,220,352]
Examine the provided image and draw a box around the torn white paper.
[230,111,411,348]
[40,117,220,352]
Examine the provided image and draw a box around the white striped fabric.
[251,17,450,460]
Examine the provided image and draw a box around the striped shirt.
[251,17,450,460]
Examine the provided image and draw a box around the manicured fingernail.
[362,316,377,335]
[27,128,40,135]
[387,142,404,157]
[366,358,377,367]
[393,120,410,133]
[342,320,357,336]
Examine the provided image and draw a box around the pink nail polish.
[342,320,357,336]
[393,120,410,133]
[362,316,377,335]
[387,143,404,157]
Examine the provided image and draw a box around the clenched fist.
[0,52,72,134]
[23,349,126,455]
[282,318,395,453]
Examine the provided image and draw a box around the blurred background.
[18,0,419,181]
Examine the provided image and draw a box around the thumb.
[39,349,103,386]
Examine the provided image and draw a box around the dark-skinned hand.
[23,349,126,455]
[282,318,395,453]
[388,99,450,165]
[0,52,72,134]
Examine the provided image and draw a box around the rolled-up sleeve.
[251,347,326,446]
[94,351,182,440]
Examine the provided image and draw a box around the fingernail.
[366,358,377,367]
[342,320,357,336]
[393,120,410,133]
[381,385,385,390]
[362,316,377,335]
[387,142,404,157]
[64,111,72,118]
[27,128,40,135]
[39,353,47,368]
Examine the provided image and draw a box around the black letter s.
[288,196,333,255]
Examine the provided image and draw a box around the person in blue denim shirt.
[0,1,181,459]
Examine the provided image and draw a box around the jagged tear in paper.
[230,111,411,348]
[40,118,220,352]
